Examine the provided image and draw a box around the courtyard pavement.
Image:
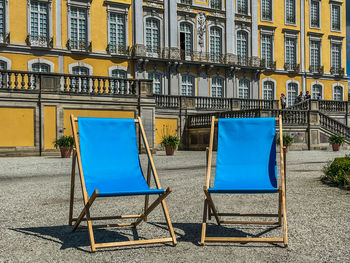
[0,150,349,262]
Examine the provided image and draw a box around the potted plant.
[161,135,180,156]
[54,135,75,158]
[328,135,345,152]
[276,135,294,153]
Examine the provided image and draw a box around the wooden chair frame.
[201,115,288,247]
[68,115,177,252]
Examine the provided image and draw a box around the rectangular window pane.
[0,1,4,36]
[310,1,320,27]
[70,7,87,49]
[331,5,341,31]
[261,34,272,64]
[261,0,272,20]
[286,0,296,24]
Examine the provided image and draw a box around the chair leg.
[72,190,98,231]
[69,151,77,226]
[278,189,282,227]
[160,199,177,246]
[282,189,288,247]
[203,189,220,225]
[85,206,96,252]
[200,199,208,245]
[144,162,152,222]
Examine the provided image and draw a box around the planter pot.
[331,144,341,152]
[165,146,175,156]
[60,147,72,158]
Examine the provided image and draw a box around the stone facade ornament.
[197,13,206,52]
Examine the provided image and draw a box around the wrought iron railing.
[67,39,92,52]
[284,62,300,72]
[106,44,130,56]
[260,59,276,70]
[309,65,324,75]
[330,67,344,76]
[26,35,53,48]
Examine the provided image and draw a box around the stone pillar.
[133,0,145,57]
[226,0,235,62]
[300,0,306,94]
[251,0,258,58]
[198,72,209,96]
[168,0,179,59]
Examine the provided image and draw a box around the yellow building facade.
[0,0,347,106]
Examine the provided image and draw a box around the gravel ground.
[0,150,349,263]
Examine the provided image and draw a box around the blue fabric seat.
[78,117,165,197]
[208,118,278,194]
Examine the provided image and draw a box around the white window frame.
[144,16,162,57]
[310,81,324,100]
[285,80,300,106]
[28,58,54,72]
[330,38,342,70]
[285,0,297,26]
[237,78,251,99]
[27,0,53,47]
[148,70,163,94]
[209,25,224,58]
[309,0,321,29]
[106,3,129,54]
[332,83,344,101]
[236,0,250,15]
[309,37,322,70]
[211,75,225,97]
[261,78,276,100]
[0,55,11,69]
[209,0,222,10]
[284,33,298,67]
[108,65,129,78]
[67,0,91,49]
[68,62,92,75]
[180,73,196,96]
[260,0,273,22]
[0,0,9,43]
[330,2,342,32]
[260,31,274,65]
[179,21,194,59]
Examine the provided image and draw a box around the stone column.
[226,0,235,62]
[168,0,179,59]
[251,0,258,59]
[133,0,145,56]
[300,0,306,94]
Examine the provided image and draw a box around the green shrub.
[322,156,350,189]
[328,135,345,145]
[161,135,180,149]
[276,135,294,147]
[54,136,75,148]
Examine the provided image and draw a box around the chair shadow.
[10,224,148,253]
[149,221,282,248]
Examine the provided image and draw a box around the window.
[180,23,193,59]
[310,40,321,71]
[145,18,160,53]
[333,86,343,101]
[181,75,194,96]
[285,0,296,24]
[210,0,221,10]
[311,84,322,99]
[209,27,222,62]
[148,72,162,94]
[238,79,250,99]
[261,0,272,21]
[108,13,126,54]
[261,34,273,66]
[285,37,297,70]
[237,0,248,15]
[70,7,87,50]
[331,4,341,31]
[111,69,126,79]
[111,69,127,93]
[287,82,298,106]
[0,60,7,87]
[0,60,7,70]
[211,77,224,97]
[237,30,248,64]
[0,1,6,42]
[310,1,320,28]
[32,63,50,73]
[72,66,89,92]
[29,1,49,46]
[263,81,274,100]
[331,43,341,69]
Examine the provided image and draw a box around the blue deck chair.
[201,116,287,247]
[68,115,177,252]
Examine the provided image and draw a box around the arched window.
[209,27,222,62]
[211,77,224,97]
[110,69,127,94]
[0,60,7,88]
[180,22,193,59]
[287,82,298,106]
[0,60,7,70]
[333,85,343,101]
[148,72,162,94]
[145,18,160,54]
[32,63,50,73]
[311,84,322,99]
[263,81,274,100]
[109,13,126,54]
[181,74,195,96]
[72,66,90,92]
[111,69,127,79]
[238,78,250,99]
[237,30,248,64]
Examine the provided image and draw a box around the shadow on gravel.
[150,222,281,247]
[10,225,147,252]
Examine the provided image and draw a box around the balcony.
[260,59,276,71]
[106,44,130,56]
[26,35,53,48]
[66,39,92,53]
[284,62,300,73]
[330,67,344,77]
[0,32,10,45]
[309,65,324,75]
[237,7,248,15]
[179,0,192,4]
[209,1,222,10]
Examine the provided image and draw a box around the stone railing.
[288,99,349,114]
[287,99,311,111]
[319,112,350,140]
[0,70,153,97]
[155,94,278,111]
